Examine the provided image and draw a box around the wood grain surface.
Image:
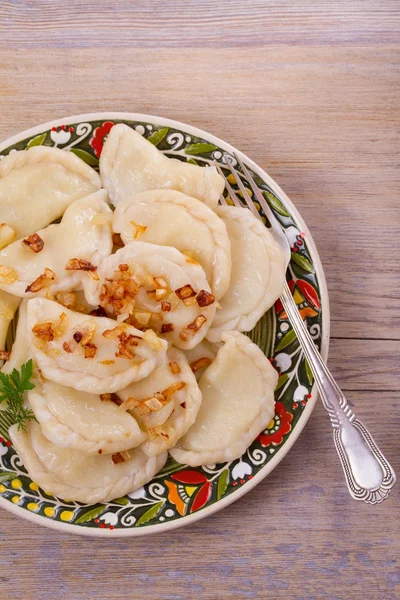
[0,2,399,599]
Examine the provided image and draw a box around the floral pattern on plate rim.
[0,116,327,533]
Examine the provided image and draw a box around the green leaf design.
[185,143,217,155]
[187,158,198,165]
[305,360,313,385]
[275,373,289,392]
[217,469,229,500]
[70,148,99,167]
[291,252,313,273]
[136,501,163,526]
[263,191,289,217]
[26,132,47,149]
[112,496,129,506]
[147,127,169,146]
[0,471,16,483]
[275,328,297,352]
[75,504,106,524]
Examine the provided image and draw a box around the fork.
[215,155,396,504]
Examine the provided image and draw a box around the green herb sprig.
[0,359,36,431]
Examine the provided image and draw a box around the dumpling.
[28,378,147,455]
[118,347,202,457]
[0,191,113,298]
[182,339,218,381]
[113,190,231,300]
[1,299,28,374]
[100,124,224,209]
[26,298,168,394]
[207,206,286,342]
[9,421,167,504]
[0,146,101,240]
[170,332,277,466]
[83,241,217,350]
[0,291,20,361]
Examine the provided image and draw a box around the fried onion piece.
[190,356,212,373]
[179,314,207,342]
[25,268,56,293]
[0,265,18,285]
[169,361,181,375]
[65,258,97,272]
[32,321,54,343]
[22,233,44,253]
[100,267,140,316]
[130,220,148,239]
[196,290,215,307]
[100,393,122,406]
[175,284,196,300]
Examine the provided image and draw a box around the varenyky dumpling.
[0,191,112,299]
[207,206,286,342]
[100,124,224,209]
[118,347,202,457]
[0,291,20,361]
[28,378,147,455]
[113,190,232,300]
[182,339,219,381]
[170,332,277,466]
[9,421,167,503]
[83,241,217,350]
[0,146,101,241]
[26,298,168,394]
[1,299,28,373]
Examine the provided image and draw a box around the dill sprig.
[0,359,36,431]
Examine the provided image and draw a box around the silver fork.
[215,156,396,504]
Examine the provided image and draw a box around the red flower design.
[89,121,115,158]
[258,402,293,447]
[166,471,211,516]
[275,279,320,320]
[190,481,211,513]
[171,470,207,485]
[296,279,320,309]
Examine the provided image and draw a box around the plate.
[0,113,329,536]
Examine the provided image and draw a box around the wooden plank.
[0,4,398,597]
[0,391,398,599]
[0,0,399,48]
[329,339,400,391]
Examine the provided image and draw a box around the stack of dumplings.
[0,124,285,504]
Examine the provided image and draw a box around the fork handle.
[281,282,396,504]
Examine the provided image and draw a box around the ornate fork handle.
[281,282,396,504]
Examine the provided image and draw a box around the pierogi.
[170,332,278,466]
[118,347,202,457]
[9,421,167,504]
[207,206,286,342]
[0,146,101,240]
[100,124,224,209]
[26,298,168,394]
[0,191,112,298]
[112,190,231,299]
[28,378,147,455]
[83,242,217,350]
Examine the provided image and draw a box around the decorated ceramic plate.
[0,113,329,536]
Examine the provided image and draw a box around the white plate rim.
[0,112,330,537]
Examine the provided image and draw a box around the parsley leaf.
[0,359,36,431]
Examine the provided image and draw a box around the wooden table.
[0,2,399,598]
